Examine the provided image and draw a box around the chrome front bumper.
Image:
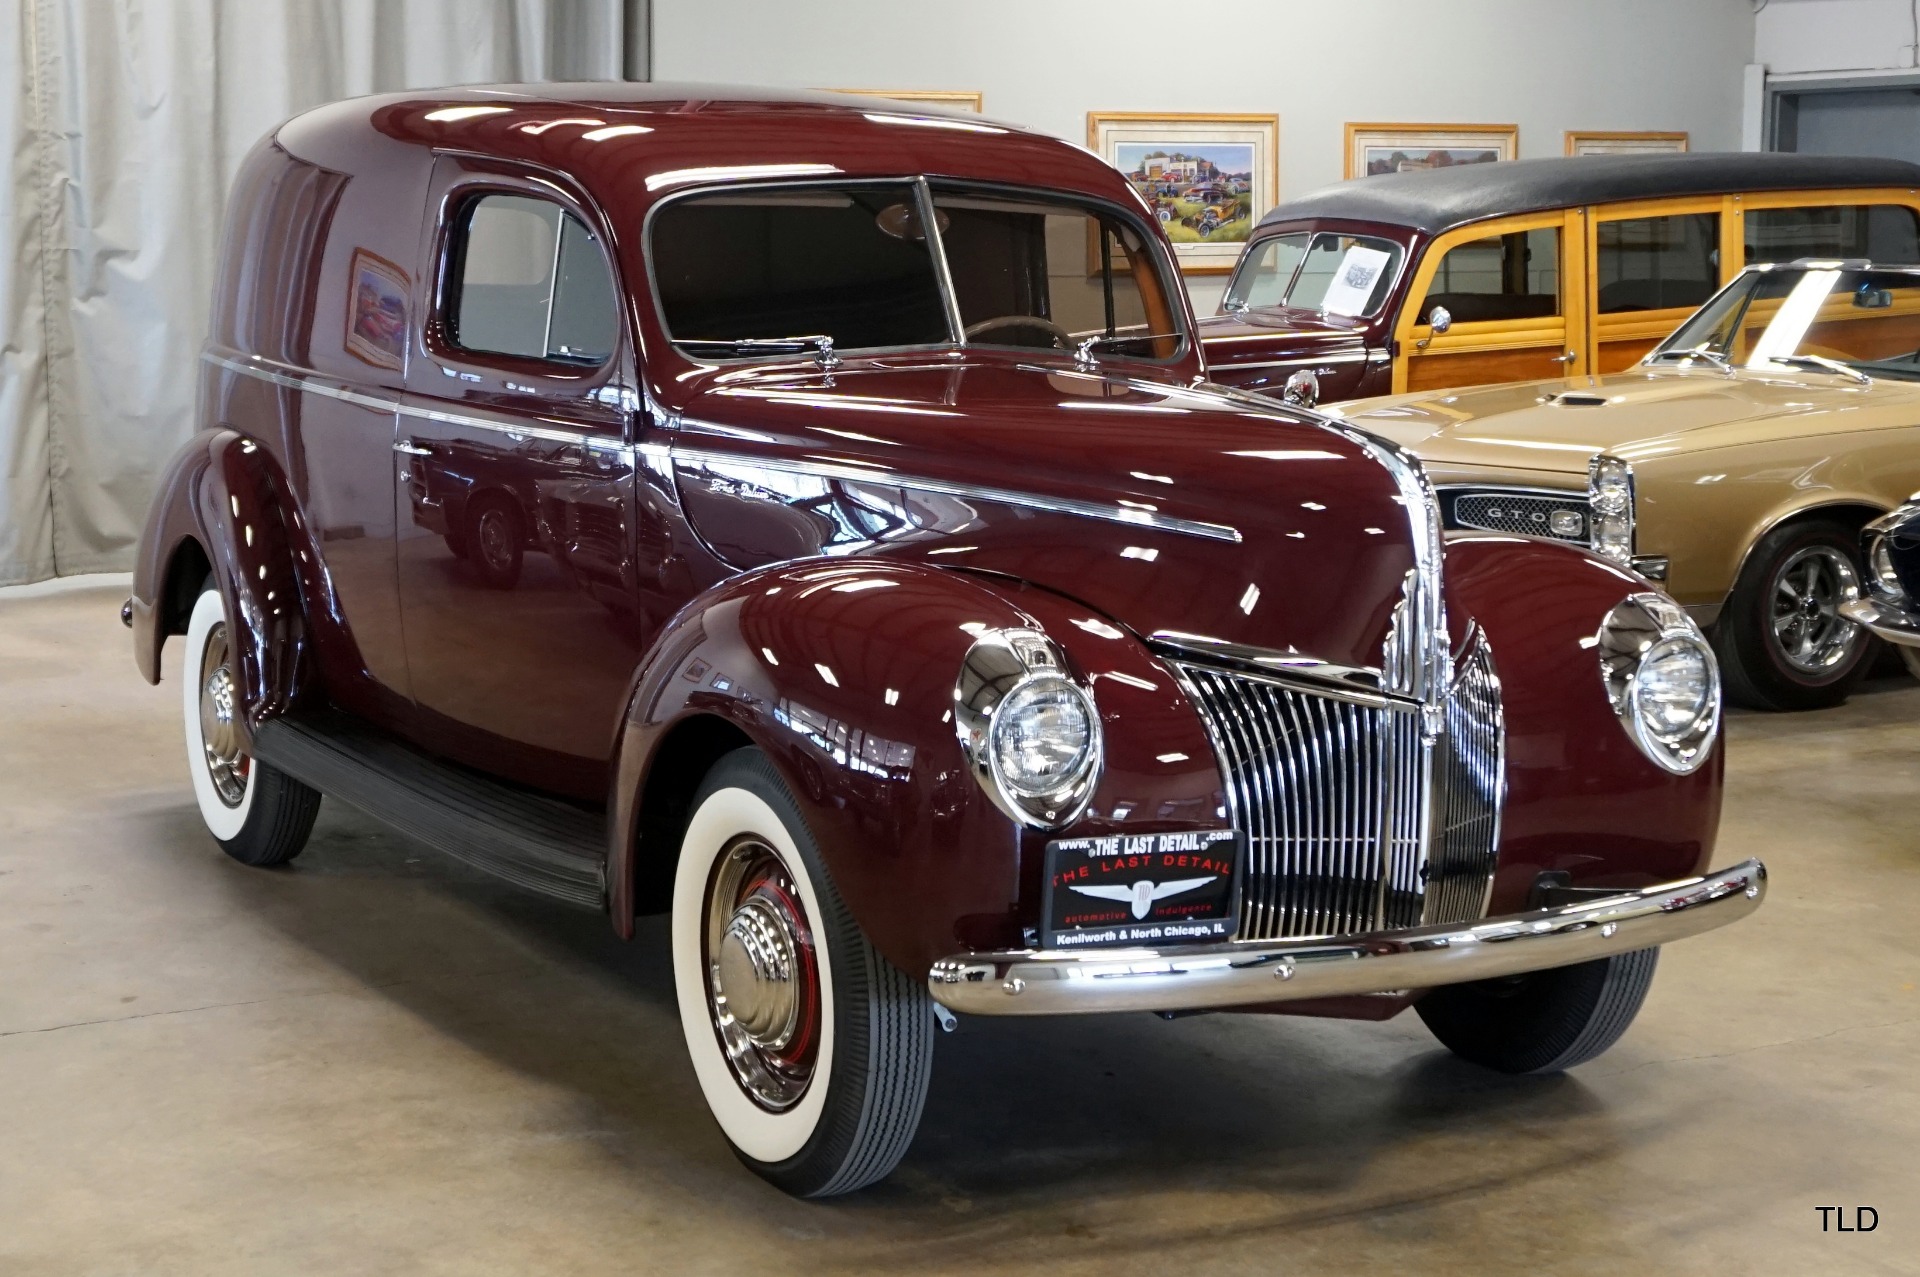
[1841,596,1920,648]
[929,859,1765,1017]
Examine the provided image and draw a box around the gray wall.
[652,0,1758,311]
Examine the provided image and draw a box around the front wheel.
[1416,949,1659,1074]
[672,748,934,1197]
[182,582,321,867]
[1715,519,1872,710]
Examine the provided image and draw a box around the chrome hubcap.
[477,509,513,570]
[705,839,820,1111]
[198,622,250,807]
[1769,546,1863,674]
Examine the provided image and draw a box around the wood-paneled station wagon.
[1329,262,1920,712]
[127,85,1763,1197]
[1200,152,1920,407]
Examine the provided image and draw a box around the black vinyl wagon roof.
[1258,152,1920,237]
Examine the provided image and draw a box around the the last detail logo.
[1046,830,1238,948]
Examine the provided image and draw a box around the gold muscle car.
[1324,260,1920,710]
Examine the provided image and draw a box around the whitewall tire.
[672,747,934,1197]
[181,581,321,866]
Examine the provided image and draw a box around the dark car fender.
[1445,534,1724,915]
[606,558,1226,977]
[130,427,315,741]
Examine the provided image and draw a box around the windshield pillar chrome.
[916,176,967,348]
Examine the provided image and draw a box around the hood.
[1198,308,1370,372]
[1331,367,1898,477]
[672,352,1434,676]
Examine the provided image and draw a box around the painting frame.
[1565,130,1690,156]
[1345,122,1518,181]
[826,89,984,114]
[344,247,410,373]
[1088,112,1280,274]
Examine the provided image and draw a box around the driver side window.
[933,190,1172,356]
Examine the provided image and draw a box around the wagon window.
[931,188,1180,359]
[1223,233,1308,310]
[1417,227,1560,324]
[1746,205,1920,264]
[1596,214,1718,314]
[1286,234,1404,316]
[651,183,949,356]
[447,194,618,365]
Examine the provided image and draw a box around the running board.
[252,712,606,909]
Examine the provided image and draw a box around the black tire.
[182,581,322,867]
[1416,949,1659,1074]
[672,747,934,1197]
[465,494,524,590]
[1714,518,1873,711]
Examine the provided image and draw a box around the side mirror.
[1282,369,1320,410]
[1428,305,1453,335]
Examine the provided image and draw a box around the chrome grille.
[1446,490,1590,544]
[1174,633,1503,941]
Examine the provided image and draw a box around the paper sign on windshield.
[1321,245,1393,317]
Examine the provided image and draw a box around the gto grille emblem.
[1070,877,1217,919]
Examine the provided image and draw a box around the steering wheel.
[963,315,1075,348]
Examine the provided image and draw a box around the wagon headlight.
[1596,593,1720,774]
[1588,455,1635,565]
[955,629,1103,827]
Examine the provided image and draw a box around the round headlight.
[1595,593,1720,774]
[1632,637,1713,744]
[991,677,1096,800]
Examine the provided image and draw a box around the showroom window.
[932,188,1178,358]
[1745,205,1920,264]
[1596,214,1719,314]
[651,183,951,355]
[1418,227,1560,324]
[447,194,618,364]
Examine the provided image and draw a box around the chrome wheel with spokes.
[197,620,251,807]
[1768,544,1863,674]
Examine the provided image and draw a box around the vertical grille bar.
[1173,637,1504,942]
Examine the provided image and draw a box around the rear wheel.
[1416,949,1659,1074]
[182,583,321,867]
[1715,519,1872,710]
[672,748,934,1197]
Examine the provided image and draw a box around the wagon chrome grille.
[1171,629,1503,941]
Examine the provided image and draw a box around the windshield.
[649,181,1184,362]
[1222,230,1404,317]
[1653,266,1920,382]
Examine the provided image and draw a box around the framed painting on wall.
[1087,112,1280,273]
[1345,123,1518,180]
[1566,130,1690,156]
[827,89,984,113]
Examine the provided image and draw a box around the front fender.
[1445,534,1724,915]
[608,559,1224,977]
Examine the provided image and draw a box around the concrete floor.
[2,578,1916,1276]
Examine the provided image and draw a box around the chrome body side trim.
[929,859,1766,1016]
[669,442,1244,544]
[203,352,631,454]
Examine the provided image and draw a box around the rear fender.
[1445,534,1723,914]
[607,559,1223,976]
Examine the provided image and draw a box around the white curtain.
[1,0,630,585]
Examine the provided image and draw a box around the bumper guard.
[930,859,1765,1017]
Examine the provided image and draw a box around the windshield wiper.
[1761,353,1873,386]
[678,334,843,368]
[1648,347,1734,375]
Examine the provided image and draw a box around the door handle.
[1551,350,1579,365]
[394,440,434,456]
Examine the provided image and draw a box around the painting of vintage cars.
[126,86,1761,1201]
[1115,141,1257,244]
[1328,262,1920,713]
[1345,122,1517,179]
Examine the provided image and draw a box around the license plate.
[1041,829,1241,950]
